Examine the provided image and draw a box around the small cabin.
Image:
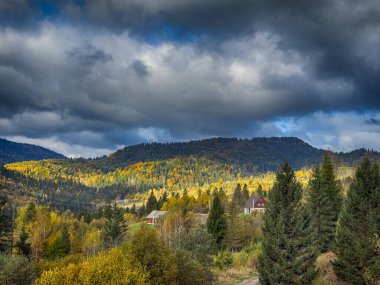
[244,196,267,213]
[146,210,167,225]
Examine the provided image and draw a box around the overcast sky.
[1,0,380,157]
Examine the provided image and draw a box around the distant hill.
[0,138,65,164]
[95,137,380,172]
[3,136,378,210]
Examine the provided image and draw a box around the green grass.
[127,222,155,234]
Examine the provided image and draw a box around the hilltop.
[95,137,379,172]
[2,136,377,211]
[0,138,65,164]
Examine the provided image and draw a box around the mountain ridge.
[0,138,65,164]
[93,136,380,172]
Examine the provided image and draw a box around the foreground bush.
[0,253,36,285]
[34,226,212,285]
[34,248,148,285]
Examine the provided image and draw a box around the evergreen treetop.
[207,194,227,249]
[333,158,380,284]
[258,162,317,285]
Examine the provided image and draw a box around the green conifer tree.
[207,194,227,248]
[242,184,249,201]
[45,226,71,258]
[225,199,241,251]
[256,184,264,196]
[258,162,317,285]
[232,183,242,206]
[130,204,137,215]
[139,204,146,217]
[0,194,12,252]
[320,153,342,237]
[333,158,380,284]
[16,228,31,256]
[146,191,158,213]
[105,204,127,247]
[307,165,338,253]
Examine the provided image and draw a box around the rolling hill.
[0,138,65,164]
[1,136,378,211]
[95,137,380,172]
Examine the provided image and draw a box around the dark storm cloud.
[130,60,150,78]
[366,118,380,125]
[0,0,380,156]
[66,42,113,65]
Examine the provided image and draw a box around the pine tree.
[333,158,380,284]
[139,204,146,217]
[146,191,158,213]
[105,204,127,247]
[258,162,317,285]
[16,228,31,256]
[207,194,227,248]
[0,194,12,252]
[45,227,71,258]
[225,199,241,251]
[232,183,242,206]
[256,184,264,196]
[307,165,338,253]
[242,184,249,201]
[320,153,342,235]
[158,192,169,209]
[130,204,137,215]
[25,201,36,223]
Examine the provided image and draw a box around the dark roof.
[244,195,266,208]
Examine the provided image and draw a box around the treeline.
[258,155,380,284]
[7,156,238,191]
[1,154,379,284]
[0,138,65,165]
[95,137,326,173]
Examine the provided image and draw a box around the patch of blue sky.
[38,1,60,17]
[273,117,299,133]
[143,23,202,46]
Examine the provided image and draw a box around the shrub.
[214,251,233,269]
[0,253,36,285]
[174,249,211,285]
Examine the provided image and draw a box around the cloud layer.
[0,0,380,157]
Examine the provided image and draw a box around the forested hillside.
[95,137,325,172]
[0,138,65,164]
[93,137,380,172]
[2,137,369,210]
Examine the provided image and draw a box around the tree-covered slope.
[0,138,65,164]
[94,137,324,172]
[95,137,380,172]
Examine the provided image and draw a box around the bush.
[129,226,178,285]
[34,248,148,285]
[37,254,85,273]
[174,249,211,285]
[0,253,36,285]
[214,251,233,269]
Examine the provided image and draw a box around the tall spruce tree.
[16,228,31,256]
[307,164,339,253]
[225,199,241,251]
[258,162,317,285]
[242,184,249,202]
[105,204,127,247]
[146,191,158,213]
[333,158,380,284]
[207,194,227,248]
[320,153,342,232]
[0,194,12,252]
[233,183,242,207]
